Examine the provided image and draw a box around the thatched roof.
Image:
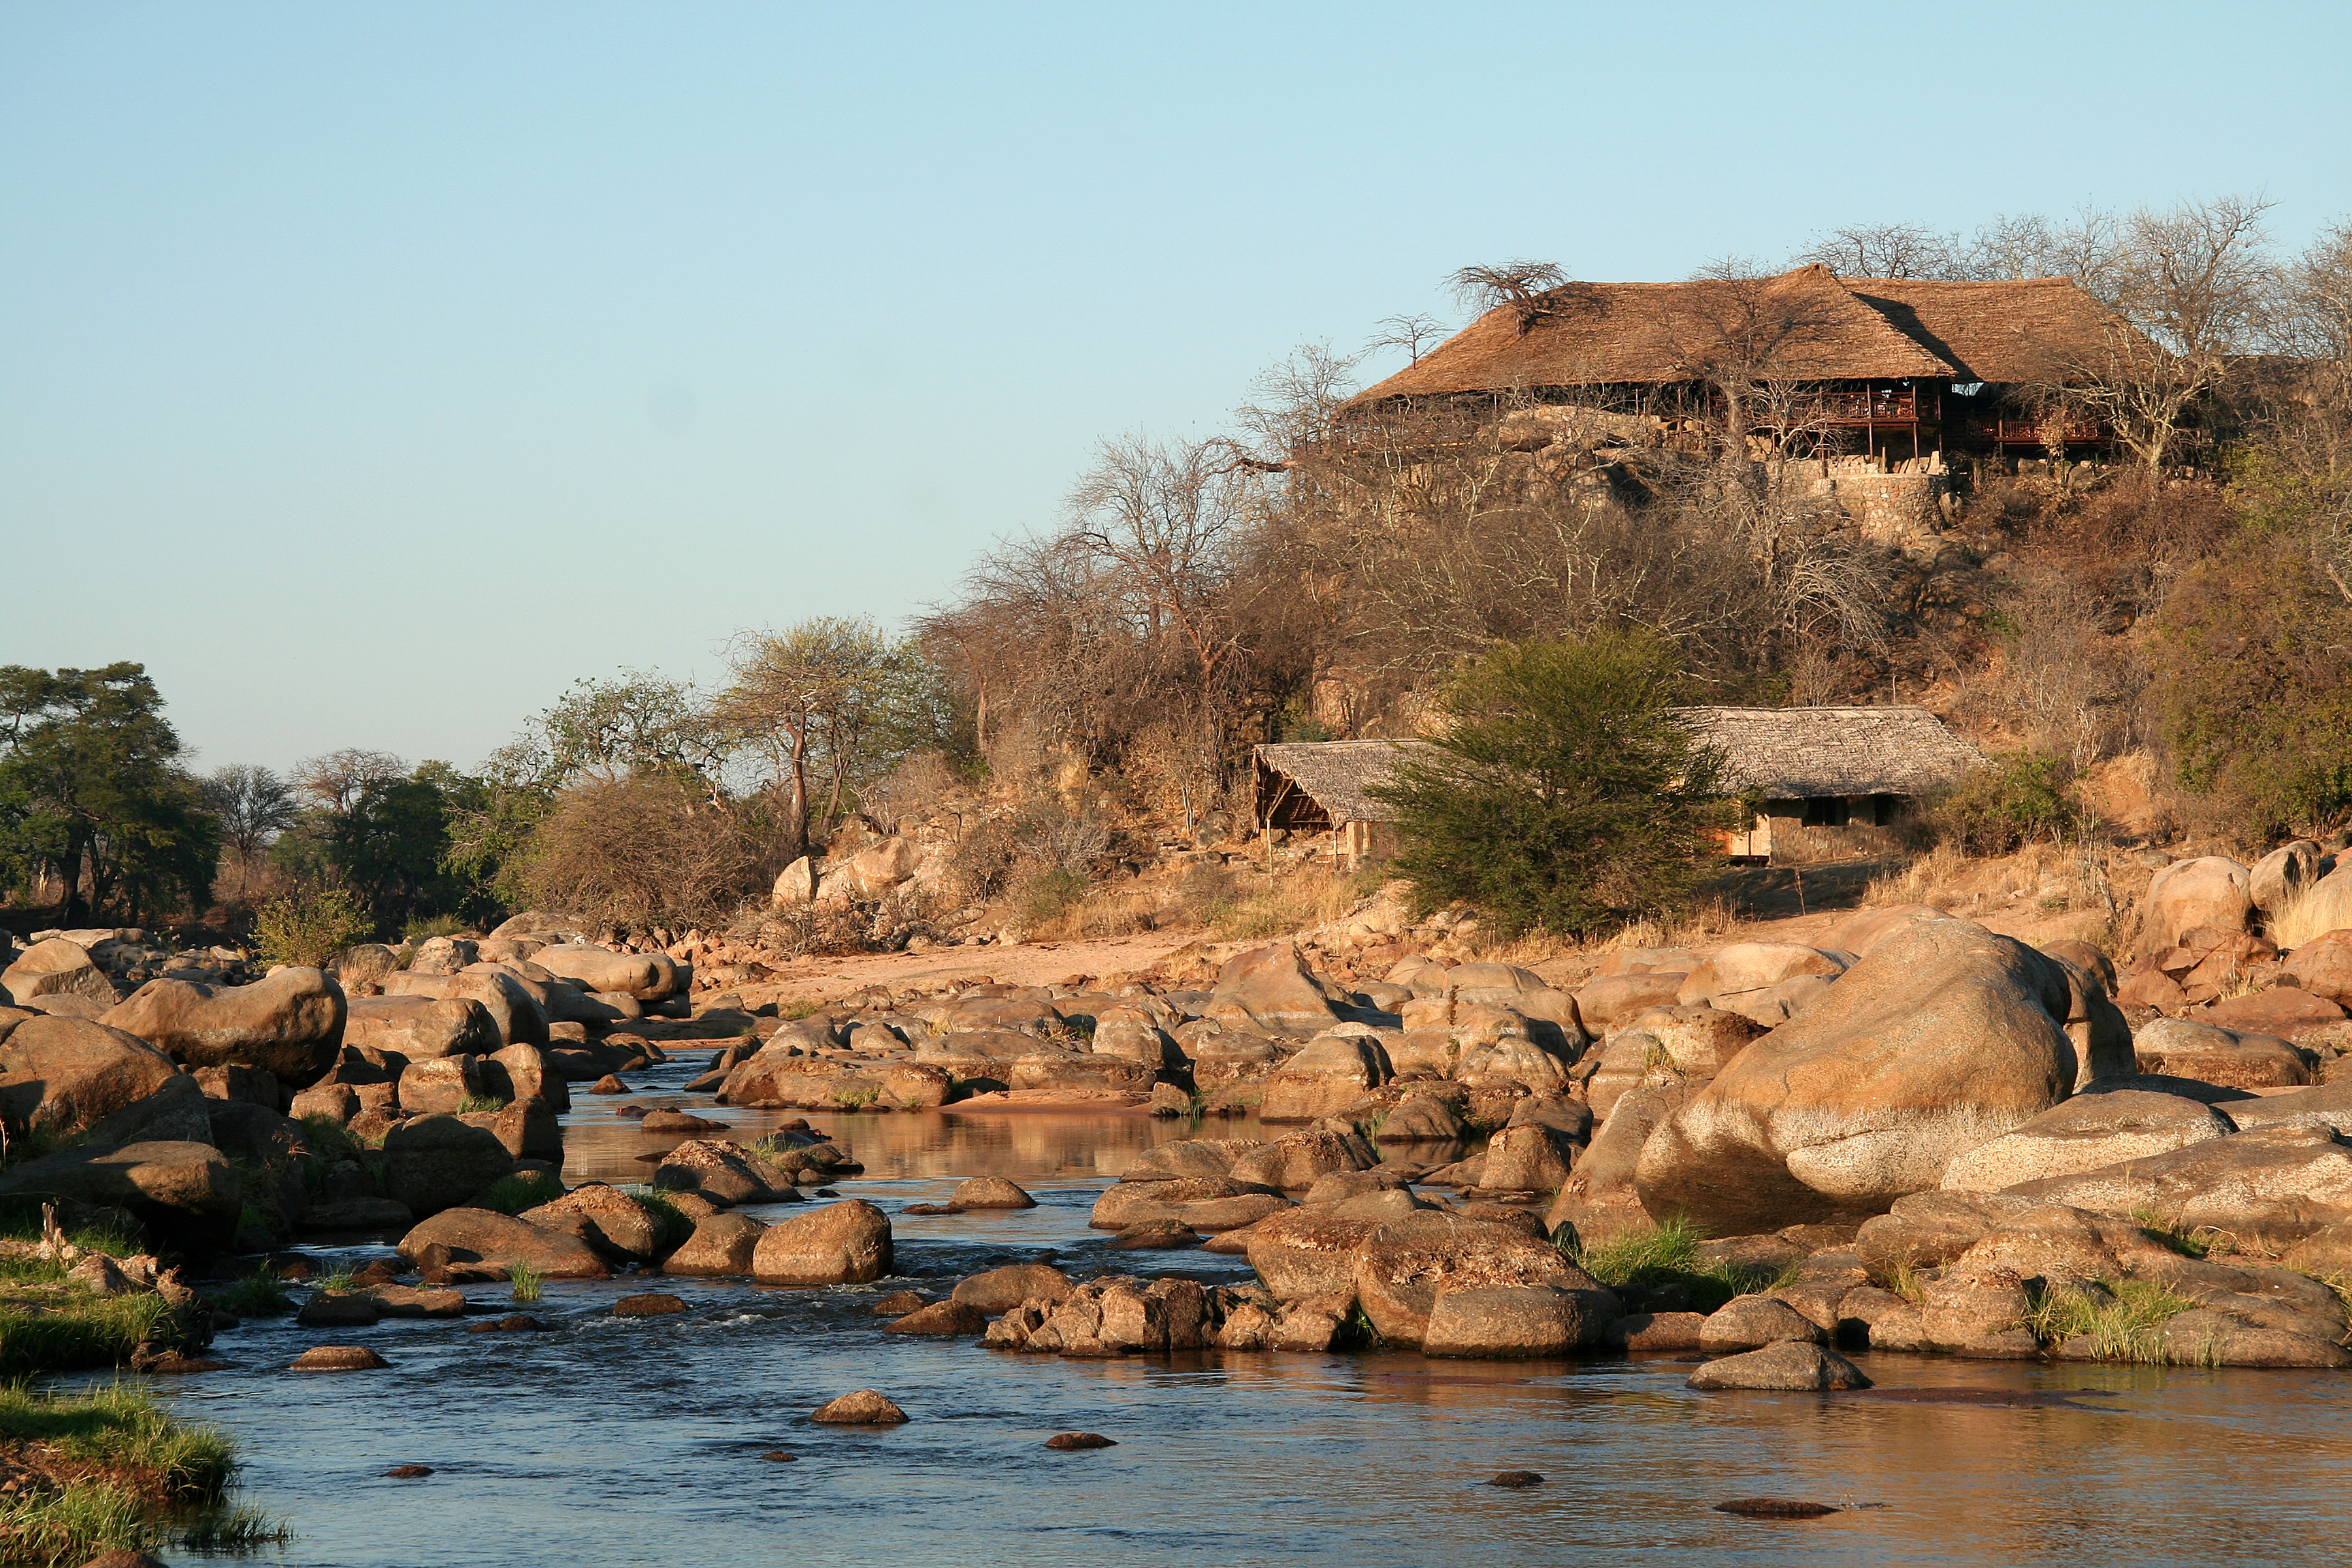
[1256,707,1979,827]
[1842,277,2136,385]
[1256,740,1435,826]
[1352,265,2136,403]
[1675,705,1982,799]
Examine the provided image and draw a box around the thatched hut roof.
[1674,705,1982,799]
[1255,707,1979,828]
[1842,277,2136,385]
[1352,265,2137,404]
[1254,740,1436,826]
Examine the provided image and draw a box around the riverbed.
[118,1056,2352,1567]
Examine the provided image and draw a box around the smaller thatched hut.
[1252,705,1980,869]
[1676,704,1983,864]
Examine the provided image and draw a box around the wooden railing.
[1991,417,2106,446]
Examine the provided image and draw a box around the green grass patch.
[628,1190,693,1252]
[508,1263,543,1304]
[456,1094,510,1114]
[476,1171,562,1215]
[2024,1277,2199,1363]
[0,1292,178,1378]
[0,1382,233,1493]
[2132,1207,2234,1259]
[0,1382,271,1564]
[1569,1218,1788,1313]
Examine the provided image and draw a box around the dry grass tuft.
[2268,878,2352,951]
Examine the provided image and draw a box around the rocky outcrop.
[1939,1090,2238,1192]
[0,1139,240,1247]
[381,1115,516,1218]
[0,938,118,1007]
[395,1207,610,1277]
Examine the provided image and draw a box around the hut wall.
[1759,795,1911,866]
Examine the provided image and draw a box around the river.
[113,1056,2352,1567]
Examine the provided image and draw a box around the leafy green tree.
[717,618,948,853]
[1368,633,1729,938]
[0,664,218,924]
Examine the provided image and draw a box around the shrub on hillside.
[250,883,374,968]
[1368,632,1731,939]
[519,775,775,928]
[1931,751,2091,855]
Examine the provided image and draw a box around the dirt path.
[738,928,1211,1003]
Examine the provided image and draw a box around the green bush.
[250,884,374,968]
[1369,632,1730,938]
[1932,751,2089,855]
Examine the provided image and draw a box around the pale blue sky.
[5,1,2348,777]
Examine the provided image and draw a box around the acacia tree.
[203,764,297,905]
[1369,632,1729,938]
[0,664,217,924]
[716,619,938,854]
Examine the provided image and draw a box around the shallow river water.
[96,1056,2352,1567]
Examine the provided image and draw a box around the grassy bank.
[0,1382,279,1565]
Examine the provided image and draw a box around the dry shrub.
[1191,864,1380,943]
[521,777,776,929]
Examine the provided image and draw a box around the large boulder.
[1352,1216,1611,1349]
[1571,973,1686,1032]
[651,1139,795,1205]
[1634,919,2133,1235]
[100,968,345,1083]
[0,1015,181,1134]
[661,1212,768,1276]
[2281,931,2352,1005]
[1260,1031,1389,1123]
[0,1139,240,1247]
[1676,944,1848,1011]
[2251,840,2325,916]
[2132,1018,2314,1088]
[1089,1177,1288,1232]
[2141,858,2254,958]
[1423,1284,1620,1358]
[751,1199,894,1284]
[1203,944,1343,1036]
[519,1183,668,1262]
[343,994,500,1061]
[397,1054,489,1115]
[1940,1090,2237,1192]
[381,1114,516,1218]
[1230,1128,1377,1192]
[395,1207,609,1277]
[529,945,678,1002]
[0,939,116,1007]
[1243,1209,1383,1297]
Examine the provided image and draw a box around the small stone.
[811,1389,907,1424]
[612,1292,688,1318]
[467,1313,551,1334]
[1714,1498,1840,1517]
[1488,1471,1545,1488]
[137,1354,225,1374]
[382,1464,434,1478]
[868,1290,929,1316]
[641,1109,726,1133]
[1044,1432,1116,1450]
[291,1345,391,1371]
[761,1450,797,1462]
[588,1075,629,1094]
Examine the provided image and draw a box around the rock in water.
[1686,1343,1872,1392]
[948,1176,1036,1209]
[811,1389,906,1424]
[382,1465,434,1478]
[1714,1498,1839,1517]
[291,1345,391,1371]
[752,1200,894,1284]
[1635,919,2130,1235]
[1488,1471,1544,1488]
[1044,1432,1116,1450]
[883,1301,987,1336]
[612,1292,687,1317]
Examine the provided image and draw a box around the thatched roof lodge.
[1253,706,1981,868]
[1350,264,2141,459]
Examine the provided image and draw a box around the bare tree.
[2053,195,2277,474]
[1364,312,1449,365]
[293,748,404,815]
[1447,260,1569,334]
[1795,222,1963,279]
